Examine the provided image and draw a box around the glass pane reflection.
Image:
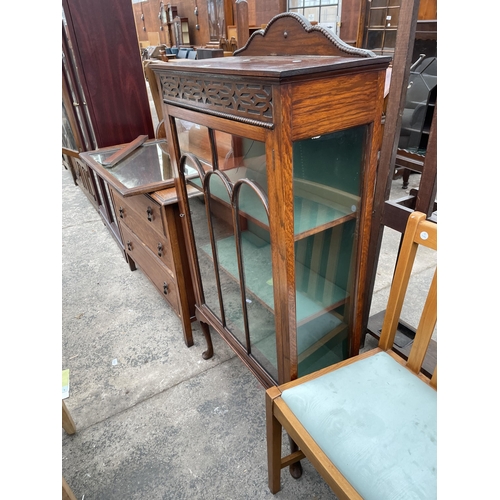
[292,126,366,377]
[180,125,277,380]
[89,142,173,189]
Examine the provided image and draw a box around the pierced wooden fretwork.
[159,75,274,128]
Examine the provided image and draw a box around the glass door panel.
[175,119,213,169]
[177,120,277,380]
[292,125,367,376]
[235,184,276,380]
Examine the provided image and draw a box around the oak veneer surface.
[153,13,390,384]
[150,55,388,79]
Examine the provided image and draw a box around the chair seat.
[281,351,437,499]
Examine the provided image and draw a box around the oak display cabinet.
[152,13,391,387]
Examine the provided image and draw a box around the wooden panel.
[73,157,99,209]
[63,0,154,148]
[112,189,165,239]
[121,223,180,314]
[339,0,362,45]
[418,0,437,20]
[254,0,284,27]
[291,71,381,139]
[118,201,174,272]
[149,31,160,45]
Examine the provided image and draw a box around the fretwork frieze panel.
[160,75,274,127]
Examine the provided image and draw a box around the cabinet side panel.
[291,71,381,140]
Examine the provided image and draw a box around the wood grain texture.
[291,71,381,140]
[63,0,154,148]
[268,83,296,383]
[348,70,387,356]
[235,12,375,58]
[101,135,148,166]
[236,0,250,48]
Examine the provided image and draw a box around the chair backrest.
[188,50,197,59]
[177,49,188,58]
[378,211,437,387]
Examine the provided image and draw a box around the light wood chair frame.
[266,211,437,498]
[62,401,77,500]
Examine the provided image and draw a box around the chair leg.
[266,389,282,494]
[288,436,303,479]
[402,168,410,189]
[62,400,76,435]
[62,476,77,500]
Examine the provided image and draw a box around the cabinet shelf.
[200,230,348,369]
[200,231,348,325]
[188,167,358,241]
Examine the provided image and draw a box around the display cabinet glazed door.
[166,112,375,387]
[171,116,279,386]
[154,12,390,386]
[290,126,368,377]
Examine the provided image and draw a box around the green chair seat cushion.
[281,351,437,499]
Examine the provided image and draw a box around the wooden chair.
[266,211,437,498]
[62,401,77,500]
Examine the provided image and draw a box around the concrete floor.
[62,156,433,499]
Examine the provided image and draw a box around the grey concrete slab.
[62,356,336,500]
[62,169,236,430]
[62,167,337,499]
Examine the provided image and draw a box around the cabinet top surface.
[150,54,391,79]
[80,139,176,198]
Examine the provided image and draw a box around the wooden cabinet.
[62,0,154,148]
[110,187,196,347]
[152,13,390,387]
[80,139,200,354]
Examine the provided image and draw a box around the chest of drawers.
[79,139,209,356]
[111,186,195,347]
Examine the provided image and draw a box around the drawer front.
[121,207,174,270]
[113,192,174,270]
[121,224,180,314]
[113,189,164,238]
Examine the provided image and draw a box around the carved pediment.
[234,12,375,58]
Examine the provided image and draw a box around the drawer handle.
[127,240,132,251]
[147,206,153,222]
[157,242,163,257]
[119,207,124,218]
[163,282,169,295]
